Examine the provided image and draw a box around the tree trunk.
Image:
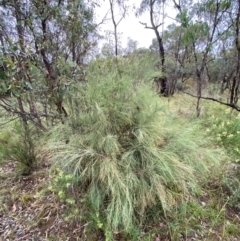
[149,0,168,96]
[196,70,202,118]
[230,0,240,105]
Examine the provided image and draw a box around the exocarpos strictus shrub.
[47,67,225,235]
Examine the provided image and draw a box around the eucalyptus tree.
[173,0,232,116]
[153,23,194,93]
[137,0,169,95]
[224,0,240,106]
[124,37,138,55]
[108,0,128,57]
[0,0,97,128]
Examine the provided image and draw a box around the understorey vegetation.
[1,56,240,240]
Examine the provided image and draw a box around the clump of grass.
[0,122,37,175]
[47,66,225,235]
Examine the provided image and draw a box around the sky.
[95,0,177,49]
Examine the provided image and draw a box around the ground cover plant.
[201,102,240,216]
[0,122,37,176]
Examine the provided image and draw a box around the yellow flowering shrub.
[205,108,240,160]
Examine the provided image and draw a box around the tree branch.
[139,21,153,29]
[182,91,240,111]
[155,22,163,29]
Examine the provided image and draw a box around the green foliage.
[199,0,231,12]
[49,169,78,201]
[46,63,225,235]
[166,197,230,241]
[202,103,240,220]
[220,0,231,10]
[0,122,37,175]
[176,10,190,28]
[0,68,7,80]
[183,22,209,45]
[90,51,158,83]
[222,174,240,210]
[205,108,240,160]
[0,0,96,129]
[48,169,80,221]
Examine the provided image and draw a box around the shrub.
[47,67,225,235]
[204,107,240,161]
[202,104,240,214]
[0,122,37,175]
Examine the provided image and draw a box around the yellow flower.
[58,191,65,199]
[65,182,71,188]
[65,175,73,181]
[66,198,75,205]
[225,108,231,113]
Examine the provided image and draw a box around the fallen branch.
[182,90,240,112]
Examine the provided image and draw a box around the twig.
[139,21,153,29]
[0,117,19,126]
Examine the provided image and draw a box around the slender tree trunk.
[230,0,240,105]
[109,0,118,57]
[148,0,168,95]
[17,97,28,129]
[196,71,202,118]
[13,1,45,129]
[109,0,127,57]
[114,27,118,56]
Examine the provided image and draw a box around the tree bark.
[149,0,168,95]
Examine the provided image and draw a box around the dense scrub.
[45,61,227,238]
[0,57,239,240]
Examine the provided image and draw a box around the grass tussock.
[46,69,225,233]
[0,122,37,175]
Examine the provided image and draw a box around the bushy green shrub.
[47,66,225,235]
[222,173,240,210]
[0,122,37,175]
[88,52,158,84]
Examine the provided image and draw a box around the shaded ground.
[0,161,89,241]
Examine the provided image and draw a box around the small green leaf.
[25,81,33,90]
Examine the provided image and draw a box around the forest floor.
[0,159,90,241]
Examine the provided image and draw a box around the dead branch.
[139,21,154,29]
[182,90,240,111]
